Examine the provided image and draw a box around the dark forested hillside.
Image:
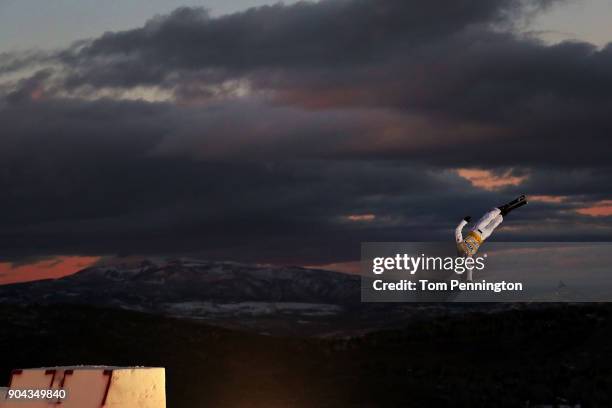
[1,304,611,407]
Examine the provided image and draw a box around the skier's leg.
[498,195,527,216]
[472,208,502,236]
[479,214,503,241]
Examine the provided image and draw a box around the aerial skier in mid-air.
[455,195,528,280]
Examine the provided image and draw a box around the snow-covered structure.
[0,366,165,408]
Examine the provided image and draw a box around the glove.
[464,216,472,223]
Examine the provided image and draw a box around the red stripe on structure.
[45,369,57,388]
[101,370,113,406]
[57,370,73,405]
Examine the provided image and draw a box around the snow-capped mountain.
[0,258,360,302]
[0,258,374,335]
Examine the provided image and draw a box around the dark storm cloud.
[0,136,489,263]
[262,30,612,167]
[21,0,606,167]
[0,0,611,267]
[59,0,536,86]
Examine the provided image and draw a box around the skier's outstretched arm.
[455,216,471,243]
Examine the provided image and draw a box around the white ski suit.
[455,207,503,257]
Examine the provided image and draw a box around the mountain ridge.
[0,258,373,335]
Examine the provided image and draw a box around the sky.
[1,0,611,283]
